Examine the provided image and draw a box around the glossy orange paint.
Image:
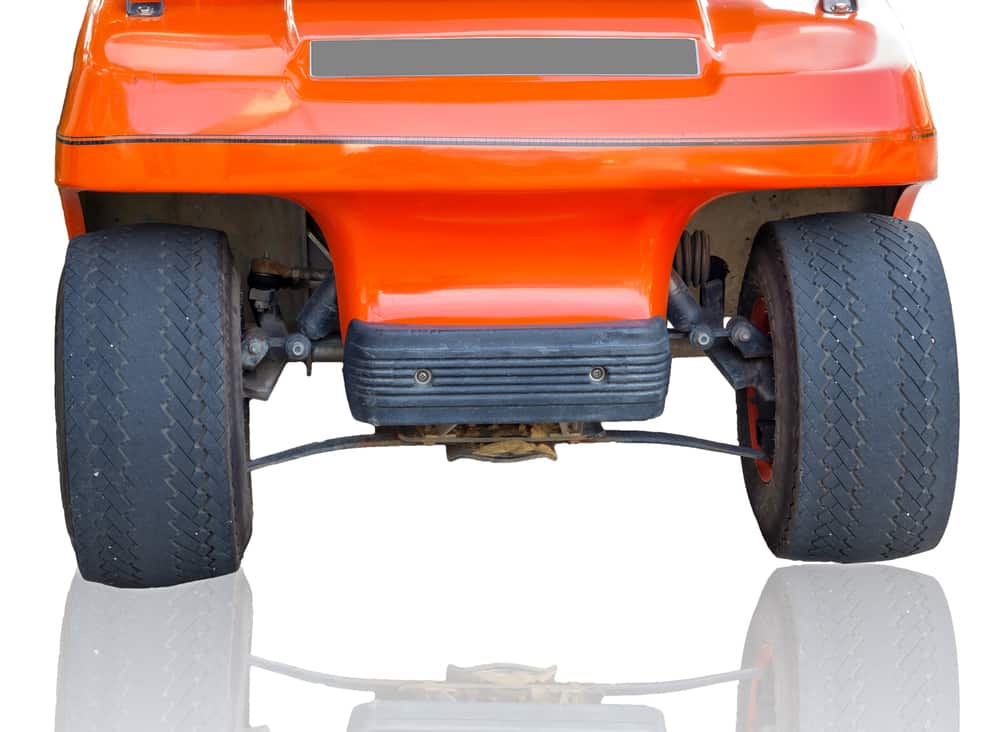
[56,0,937,330]
[893,183,925,220]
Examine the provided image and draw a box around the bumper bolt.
[589,366,608,383]
[414,368,433,385]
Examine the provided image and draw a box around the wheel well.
[76,186,905,333]
[683,185,905,319]
[77,192,327,327]
[668,185,906,357]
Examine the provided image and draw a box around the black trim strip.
[56,131,936,149]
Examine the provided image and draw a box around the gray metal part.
[242,312,288,401]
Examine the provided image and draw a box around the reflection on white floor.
[54,565,959,731]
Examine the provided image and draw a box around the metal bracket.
[707,345,775,401]
[126,1,164,18]
[242,256,345,398]
[666,271,775,400]
[242,311,288,401]
[821,0,857,15]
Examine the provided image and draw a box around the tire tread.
[743,213,958,562]
[58,225,248,587]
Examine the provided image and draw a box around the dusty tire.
[55,571,253,732]
[56,225,252,588]
[736,565,959,731]
[736,213,959,562]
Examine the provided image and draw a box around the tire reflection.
[54,565,958,731]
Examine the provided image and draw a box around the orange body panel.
[56,0,936,330]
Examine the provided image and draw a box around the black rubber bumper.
[343,318,671,426]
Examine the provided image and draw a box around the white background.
[1,1,997,728]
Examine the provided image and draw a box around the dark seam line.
[56,131,937,148]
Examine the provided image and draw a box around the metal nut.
[241,331,270,371]
[414,368,433,385]
[284,333,312,362]
[589,366,608,383]
[689,325,714,350]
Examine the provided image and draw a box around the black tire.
[55,571,253,732]
[736,566,959,731]
[56,225,252,588]
[736,213,959,562]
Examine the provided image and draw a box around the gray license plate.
[310,37,700,79]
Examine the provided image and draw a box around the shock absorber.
[673,229,712,288]
[296,274,340,340]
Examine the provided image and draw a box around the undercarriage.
[240,239,775,466]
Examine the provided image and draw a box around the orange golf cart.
[55,0,959,587]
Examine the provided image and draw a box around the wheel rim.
[743,644,774,732]
[745,297,773,482]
